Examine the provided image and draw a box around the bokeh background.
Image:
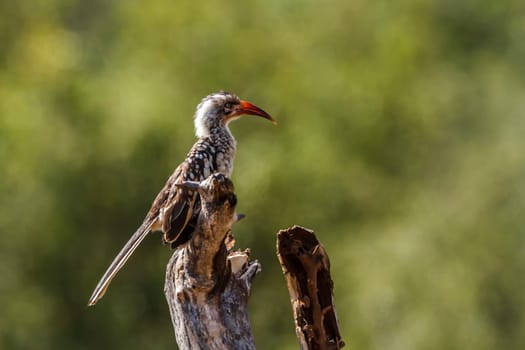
[1,0,524,349]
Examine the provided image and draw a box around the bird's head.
[194,91,276,138]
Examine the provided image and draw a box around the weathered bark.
[164,173,260,350]
[277,226,345,350]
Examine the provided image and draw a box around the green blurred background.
[1,0,524,349]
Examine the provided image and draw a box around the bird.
[88,91,275,306]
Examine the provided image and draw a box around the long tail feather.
[88,220,154,306]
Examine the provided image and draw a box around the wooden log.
[164,173,260,350]
[277,225,345,350]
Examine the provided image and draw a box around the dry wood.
[277,225,345,350]
[164,173,260,350]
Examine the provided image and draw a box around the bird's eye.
[224,102,233,113]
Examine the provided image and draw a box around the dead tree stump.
[277,225,345,350]
[163,175,344,349]
[164,173,260,350]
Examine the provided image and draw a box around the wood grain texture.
[277,226,345,350]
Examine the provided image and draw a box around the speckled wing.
[152,159,199,245]
[87,161,196,306]
[160,187,198,244]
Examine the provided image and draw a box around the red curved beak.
[233,100,277,125]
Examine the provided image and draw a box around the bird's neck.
[199,125,236,177]
[209,125,235,146]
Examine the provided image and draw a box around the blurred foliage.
[1,0,525,349]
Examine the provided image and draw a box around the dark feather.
[163,194,195,244]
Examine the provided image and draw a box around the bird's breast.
[188,135,235,180]
[212,149,232,176]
